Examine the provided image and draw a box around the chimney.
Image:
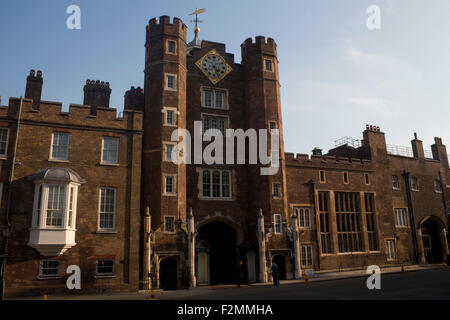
[124,86,144,111]
[431,137,449,168]
[411,132,424,159]
[25,69,43,110]
[312,147,322,156]
[83,80,111,115]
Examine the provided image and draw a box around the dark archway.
[160,258,177,290]
[421,218,443,264]
[273,255,286,280]
[198,220,237,285]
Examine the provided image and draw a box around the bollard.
[149,289,156,300]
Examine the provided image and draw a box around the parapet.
[285,151,371,169]
[241,36,277,60]
[147,15,187,40]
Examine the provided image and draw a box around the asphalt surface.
[152,268,450,300]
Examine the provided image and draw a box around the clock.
[196,49,232,84]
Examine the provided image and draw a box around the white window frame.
[96,259,115,277]
[32,183,79,230]
[294,207,311,229]
[163,174,177,196]
[164,73,177,91]
[199,169,232,200]
[166,39,177,55]
[394,208,408,227]
[101,136,119,165]
[301,244,313,267]
[274,214,282,234]
[98,187,117,232]
[434,180,442,193]
[39,260,60,278]
[201,87,229,110]
[50,132,70,161]
[385,239,396,261]
[163,142,177,162]
[164,216,176,233]
[0,128,9,159]
[162,107,178,126]
[201,114,228,135]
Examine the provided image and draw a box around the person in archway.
[271,261,279,286]
[236,260,244,288]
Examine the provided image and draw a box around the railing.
[334,137,362,148]
[386,144,435,159]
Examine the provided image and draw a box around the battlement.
[285,151,371,169]
[147,15,187,40]
[241,36,277,60]
[3,97,142,131]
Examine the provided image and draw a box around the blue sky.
[1,0,450,154]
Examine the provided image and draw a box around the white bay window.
[28,168,85,256]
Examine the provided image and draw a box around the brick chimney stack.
[124,86,144,111]
[25,69,43,110]
[83,79,111,115]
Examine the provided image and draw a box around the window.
[301,245,313,267]
[96,259,115,276]
[68,186,75,228]
[364,173,370,185]
[385,240,396,260]
[202,88,228,109]
[167,40,176,54]
[343,172,349,184]
[46,185,66,227]
[51,132,69,161]
[165,74,177,91]
[164,175,176,195]
[318,191,332,254]
[410,177,418,191]
[365,193,379,251]
[392,175,400,190]
[166,110,174,125]
[294,207,311,228]
[40,260,60,277]
[201,170,231,199]
[0,183,3,206]
[394,208,408,227]
[99,187,116,231]
[434,180,442,193]
[164,216,175,233]
[0,128,9,158]
[102,137,119,164]
[163,107,177,126]
[319,170,326,183]
[164,144,175,162]
[202,116,226,135]
[273,183,281,198]
[274,214,282,234]
[335,192,364,253]
[265,59,273,72]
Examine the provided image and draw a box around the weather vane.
[189,8,206,35]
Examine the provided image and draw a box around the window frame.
[164,216,176,233]
[273,183,281,199]
[392,175,400,190]
[343,172,349,184]
[434,179,442,193]
[410,177,419,191]
[95,259,115,277]
[163,142,177,162]
[319,170,326,184]
[163,174,177,196]
[162,107,177,126]
[98,187,117,232]
[201,87,229,110]
[394,207,409,228]
[50,132,70,161]
[264,58,274,72]
[294,207,312,229]
[166,39,177,55]
[199,169,232,200]
[0,127,9,159]
[101,136,120,165]
[385,239,396,261]
[273,214,282,234]
[201,113,228,136]
[164,73,177,91]
[301,244,313,267]
[39,260,61,278]
[364,173,370,185]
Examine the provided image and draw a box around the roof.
[28,167,86,184]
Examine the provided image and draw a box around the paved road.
[153,268,450,300]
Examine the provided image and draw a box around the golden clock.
[196,49,232,84]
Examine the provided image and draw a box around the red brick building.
[0,15,449,297]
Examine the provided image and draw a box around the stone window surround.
[163,173,177,196]
[163,215,176,234]
[164,73,177,91]
[0,127,9,159]
[100,136,120,165]
[197,167,234,201]
[200,86,229,110]
[162,106,179,126]
[166,39,177,55]
[273,213,282,235]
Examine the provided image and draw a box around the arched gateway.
[196,220,238,285]
[420,216,448,264]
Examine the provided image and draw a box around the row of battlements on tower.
[241,36,277,60]
[146,15,187,40]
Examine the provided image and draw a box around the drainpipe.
[402,171,419,262]
[0,97,23,300]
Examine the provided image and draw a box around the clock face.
[196,49,232,84]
